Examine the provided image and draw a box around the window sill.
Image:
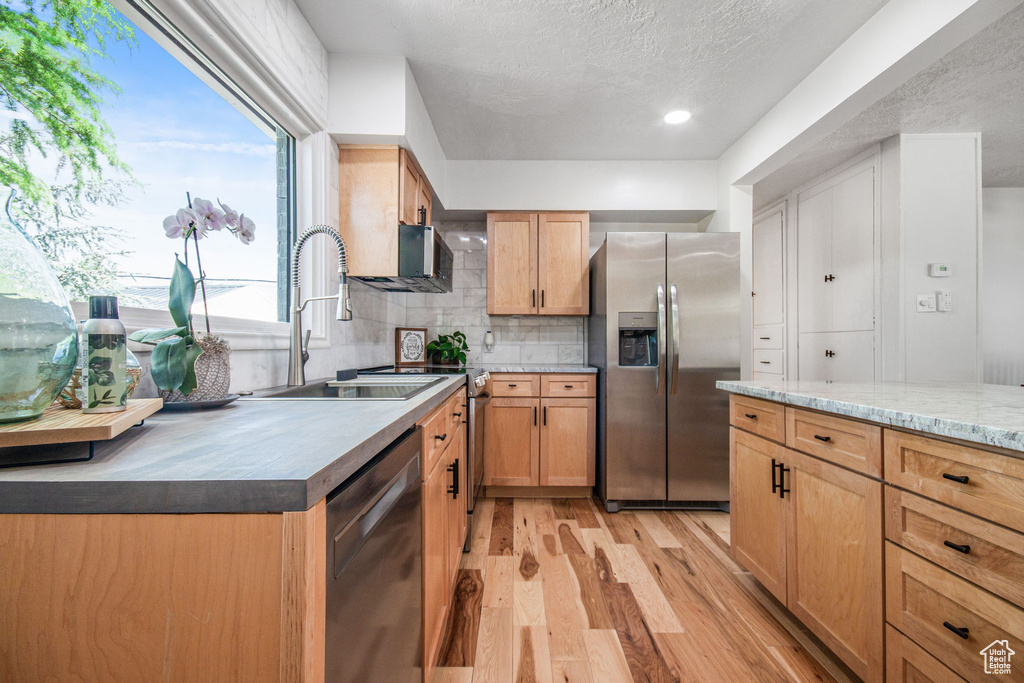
[71,302,290,352]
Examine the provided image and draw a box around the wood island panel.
[0,503,325,683]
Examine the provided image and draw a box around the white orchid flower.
[162,208,200,239]
[218,198,240,229]
[192,197,227,232]
[235,214,256,244]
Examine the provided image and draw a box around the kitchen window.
[13,1,294,324]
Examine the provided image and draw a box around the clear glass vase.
[0,189,78,422]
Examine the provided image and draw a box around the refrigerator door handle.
[669,284,680,395]
[656,284,666,395]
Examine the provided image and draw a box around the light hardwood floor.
[434,497,854,683]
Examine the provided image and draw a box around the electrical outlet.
[917,293,937,312]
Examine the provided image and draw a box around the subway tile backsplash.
[415,222,586,364]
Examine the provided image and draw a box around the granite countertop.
[473,365,597,374]
[0,375,467,514]
[717,379,1024,453]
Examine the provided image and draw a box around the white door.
[753,209,785,327]
[798,188,832,334]
[831,168,875,332]
[799,331,874,381]
[830,331,875,381]
[798,332,831,380]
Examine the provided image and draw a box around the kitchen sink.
[242,376,444,401]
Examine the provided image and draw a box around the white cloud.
[130,140,276,157]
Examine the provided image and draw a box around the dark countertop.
[0,375,467,514]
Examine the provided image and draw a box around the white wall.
[982,188,1024,384]
[898,134,981,382]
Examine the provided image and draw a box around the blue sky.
[79,6,279,293]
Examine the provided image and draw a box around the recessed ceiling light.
[664,110,692,124]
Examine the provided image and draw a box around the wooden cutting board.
[0,399,163,448]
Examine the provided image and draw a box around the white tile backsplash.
[428,222,587,364]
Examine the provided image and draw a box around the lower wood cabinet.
[729,427,884,682]
[419,388,467,682]
[484,397,595,488]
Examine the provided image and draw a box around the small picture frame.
[395,327,428,366]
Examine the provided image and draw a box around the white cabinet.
[796,161,876,382]
[798,331,874,381]
[797,166,874,335]
[753,209,785,327]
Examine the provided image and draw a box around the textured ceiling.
[296,0,887,160]
[755,4,1024,210]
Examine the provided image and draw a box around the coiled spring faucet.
[288,225,352,386]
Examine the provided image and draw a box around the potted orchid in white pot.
[129,195,256,404]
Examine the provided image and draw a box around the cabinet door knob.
[942,473,970,484]
[943,540,971,554]
[942,622,970,640]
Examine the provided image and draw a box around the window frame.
[94,0,296,346]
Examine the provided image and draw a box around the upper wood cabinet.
[486,212,589,316]
[338,145,434,278]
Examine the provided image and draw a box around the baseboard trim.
[483,486,594,499]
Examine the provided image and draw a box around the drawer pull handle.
[759,361,771,364]
[759,336,771,340]
[434,434,447,442]
[745,413,758,420]
[565,384,574,389]
[771,458,780,493]
[942,473,970,484]
[453,412,462,417]
[813,434,832,443]
[508,384,517,388]
[943,622,970,640]
[944,540,971,554]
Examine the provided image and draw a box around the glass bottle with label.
[83,296,127,413]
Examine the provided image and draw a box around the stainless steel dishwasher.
[325,427,422,683]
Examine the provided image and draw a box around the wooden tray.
[0,399,163,448]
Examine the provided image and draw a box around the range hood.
[353,224,454,294]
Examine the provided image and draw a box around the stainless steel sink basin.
[242,376,444,401]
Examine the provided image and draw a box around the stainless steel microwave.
[354,225,453,294]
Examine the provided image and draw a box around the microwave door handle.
[422,226,435,275]
[669,284,680,395]
[656,284,666,396]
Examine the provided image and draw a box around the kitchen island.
[0,375,467,682]
[717,379,1024,682]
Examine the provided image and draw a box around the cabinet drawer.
[886,488,1024,606]
[420,407,449,476]
[786,408,882,477]
[446,389,467,435]
[885,625,965,683]
[886,543,1024,682]
[729,395,785,443]
[752,349,784,374]
[752,325,784,350]
[541,374,595,398]
[884,430,1024,534]
[490,373,540,397]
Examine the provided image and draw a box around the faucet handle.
[301,329,311,363]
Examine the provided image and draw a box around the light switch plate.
[917,293,937,312]
[938,290,952,312]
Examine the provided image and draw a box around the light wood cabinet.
[338,145,434,278]
[484,373,596,489]
[417,387,467,680]
[486,212,589,316]
[484,397,540,486]
[886,625,966,683]
[539,398,595,486]
[729,403,884,682]
[730,428,788,602]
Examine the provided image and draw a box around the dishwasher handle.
[333,457,418,578]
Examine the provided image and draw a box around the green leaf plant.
[426,330,470,365]
[127,256,203,394]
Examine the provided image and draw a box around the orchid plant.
[128,195,256,394]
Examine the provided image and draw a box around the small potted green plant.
[426,331,470,366]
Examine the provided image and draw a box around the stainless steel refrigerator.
[588,232,740,511]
